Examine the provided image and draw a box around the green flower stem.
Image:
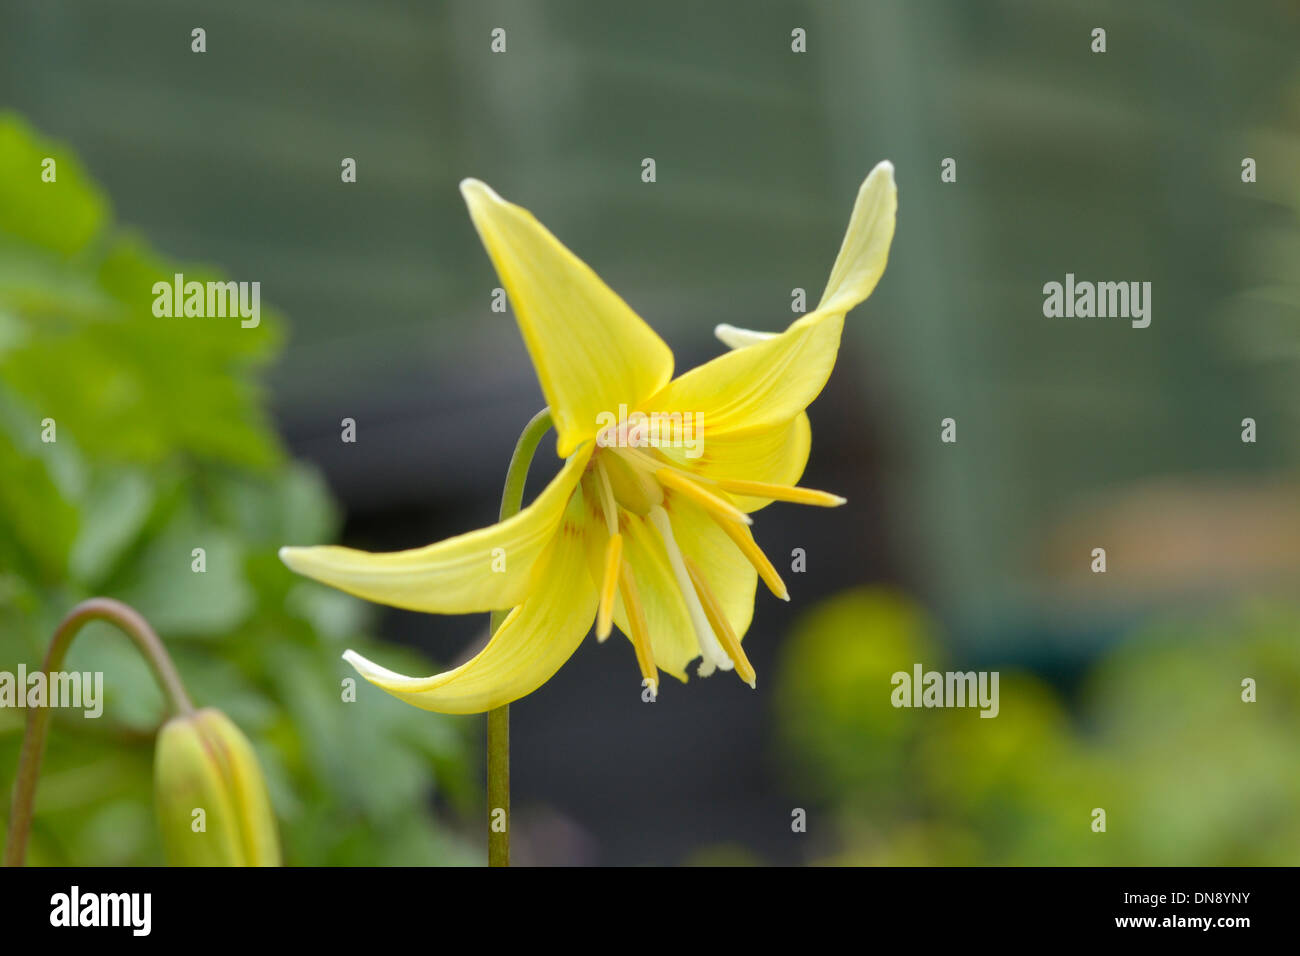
[487,407,553,868]
[4,597,193,867]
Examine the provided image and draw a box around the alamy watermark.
[0,665,103,718]
[50,886,150,936]
[891,663,999,718]
[152,273,261,328]
[596,404,704,459]
[1042,273,1151,328]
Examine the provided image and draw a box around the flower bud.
[154,707,281,866]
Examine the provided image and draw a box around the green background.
[1,0,1298,865]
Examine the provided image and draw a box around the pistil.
[648,505,732,675]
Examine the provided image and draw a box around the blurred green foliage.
[0,114,476,865]
[776,589,1299,865]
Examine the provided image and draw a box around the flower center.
[598,446,663,515]
[582,439,845,695]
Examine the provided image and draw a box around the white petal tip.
[872,159,895,178]
[714,323,777,351]
[859,161,896,198]
[746,679,757,690]
[459,178,503,205]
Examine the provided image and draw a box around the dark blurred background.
[2,0,1298,865]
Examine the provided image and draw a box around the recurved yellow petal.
[643,309,844,437]
[460,179,674,457]
[642,162,895,437]
[659,412,811,512]
[279,443,592,614]
[817,159,897,314]
[341,495,598,714]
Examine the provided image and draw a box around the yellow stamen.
[683,556,757,689]
[714,517,789,601]
[712,478,846,508]
[654,468,752,526]
[621,446,711,489]
[594,459,620,537]
[596,532,622,642]
[617,559,658,699]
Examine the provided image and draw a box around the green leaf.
[70,469,155,585]
[114,511,254,638]
[0,114,108,255]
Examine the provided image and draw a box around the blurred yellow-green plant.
[776,588,1300,865]
[0,114,476,865]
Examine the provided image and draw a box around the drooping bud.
[154,707,281,866]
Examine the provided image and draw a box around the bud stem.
[487,407,553,868]
[4,598,194,866]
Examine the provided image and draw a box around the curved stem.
[487,407,552,868]
[4,598,193,867]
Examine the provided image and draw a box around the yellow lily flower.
[279,162,896,713]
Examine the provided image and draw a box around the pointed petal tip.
[865,160,895,190]
[556,430,589,459]
[459,177,503,207]
[860,160,897,199]
[747,678,757,690]
[713,323,778,351]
